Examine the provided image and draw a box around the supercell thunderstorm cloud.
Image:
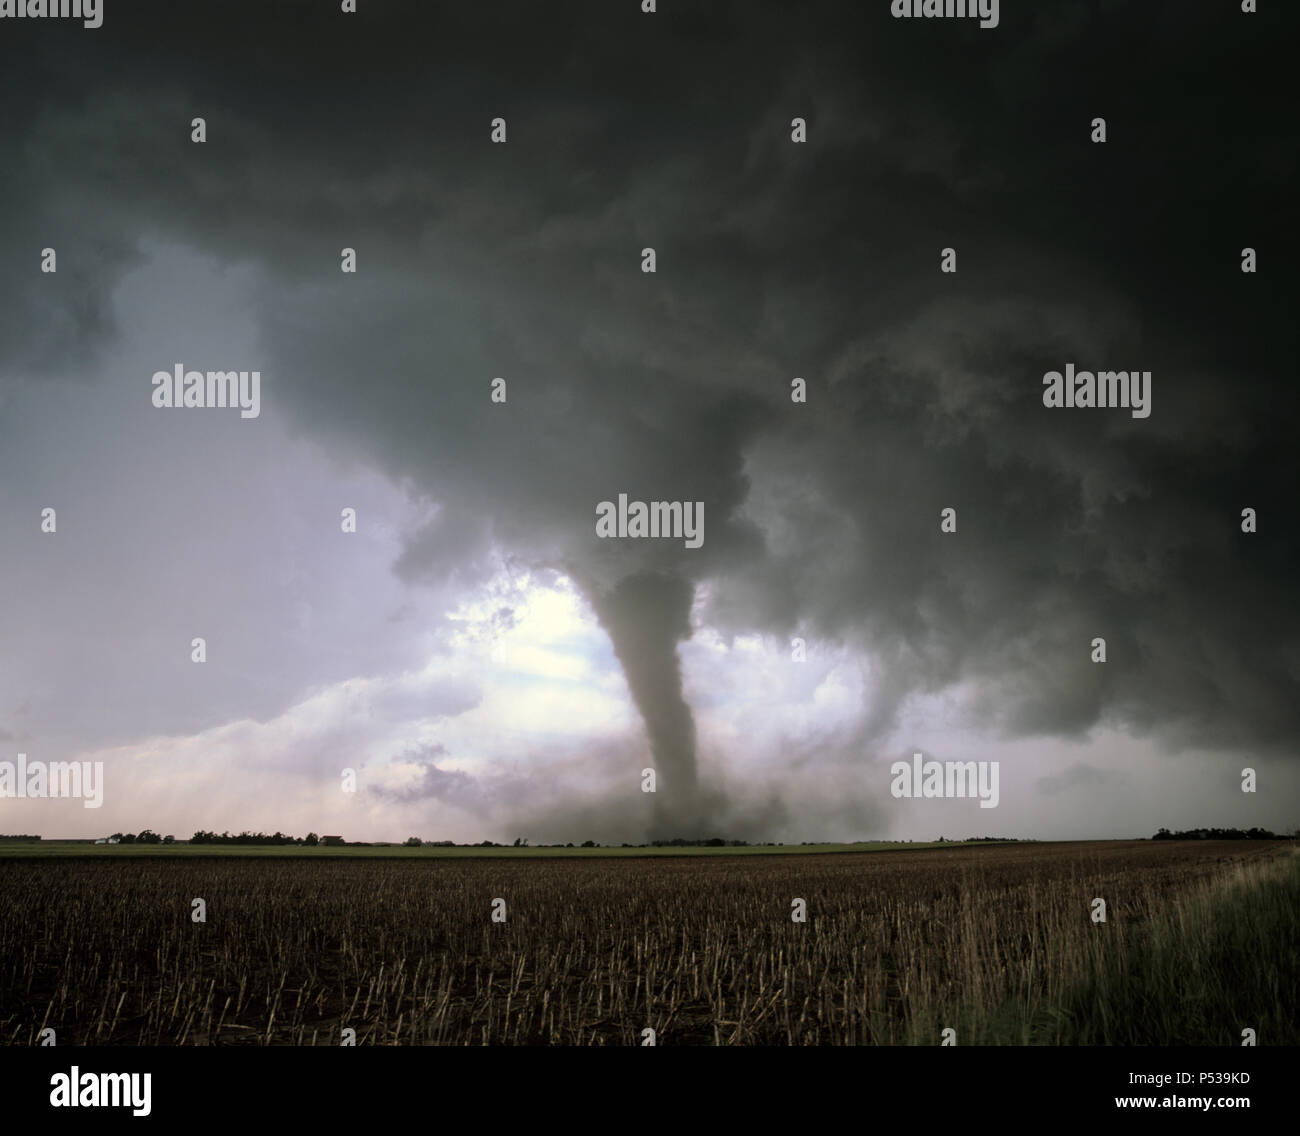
[0,1,1296,846]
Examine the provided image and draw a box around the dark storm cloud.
[2,1,1296,839]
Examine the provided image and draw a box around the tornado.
[591,570,708,838]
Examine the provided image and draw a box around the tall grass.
[915,847,1299,1045]
[1047,848,1297,1044]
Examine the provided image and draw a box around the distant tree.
[303,832,319,846]
[581,840,596,848]
[136,829,161,844]
[404,836,422,847]
[1152,825,1280,841]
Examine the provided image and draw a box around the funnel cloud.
[592,571,703,836]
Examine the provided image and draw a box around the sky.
[0,0,1296,844]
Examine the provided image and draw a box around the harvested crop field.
[1,840,1293,1046]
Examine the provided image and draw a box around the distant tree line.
[398,837,754,849]
[0,834,42,841]
[74,831,1062,850]
[649,837,748,847]
[1152,826,1283,840]
[190,830,316,845]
